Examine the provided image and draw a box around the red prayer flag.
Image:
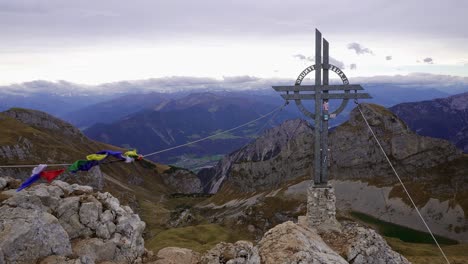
[40,169,65,182]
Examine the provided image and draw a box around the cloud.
[386,56,392,61]
[347,43,374,55]
[293,54,345,69]
[293,54,306,60]
[222,76,260,83]
[351,72,468,86]
[350,64,357,70]
[423,57,434,64]
[3,73,468,98]
[329,57,346,69]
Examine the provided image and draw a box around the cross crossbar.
[272,84,364,92]
[281,93,371,100]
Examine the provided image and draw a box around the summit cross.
[272,29,372,186]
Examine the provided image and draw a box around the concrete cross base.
[305,184,341,232]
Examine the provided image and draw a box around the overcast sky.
[1,0,467,85]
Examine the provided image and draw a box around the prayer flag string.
[16,150,143,192]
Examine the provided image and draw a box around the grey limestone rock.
[200,241,260,264]
[343,223,410,264]
[0,180,146,263]
[258,221,348,264]
[154,247,200,264]
[0,206,72,263]
[79,201,102,230]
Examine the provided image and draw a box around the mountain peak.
[3,107,82,137]
[347,103,410,135]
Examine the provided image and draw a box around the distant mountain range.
[68,84,449,128]
[83,92,297,169]
[391,92,468,152]
[62,92,179,129]
[0,78,458,127]
[78,86,450,169]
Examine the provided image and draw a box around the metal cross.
[272,29,371,186]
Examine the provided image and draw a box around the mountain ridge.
[391,91,468,152]
[197,103,468,242]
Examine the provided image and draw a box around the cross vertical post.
[314,29,322,185]
[321,38,329,184]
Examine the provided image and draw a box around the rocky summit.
[0,176,411,264]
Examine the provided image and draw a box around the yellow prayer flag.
[124,150,138,158]
[86,154,108,161]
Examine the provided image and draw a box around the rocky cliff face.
[330,103,461,184]
[0,178,148,264]
[199,119,313,193]
[390,91,468,152]
[202,103,463,193]
[161,168,202,194]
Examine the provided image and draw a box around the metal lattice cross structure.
[273,29,372,186]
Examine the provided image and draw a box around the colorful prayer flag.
[68,160,99,173]
[96,150,123,160]
[86,154,108,161]
[40,169,66,182]
[17,164,47,192]
[124,150,139,158]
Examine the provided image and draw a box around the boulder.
[39,255,82,264]
[343,223,410,264]
[0,176,16,190]
[200,241,259,264]
[0,206,72,263]
[258,221,348,264]
[154,247,200,264]
[79,201,102,230]
[72,238,117,263]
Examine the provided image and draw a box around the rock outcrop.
[155,221,407,264]
[162,169,203,194]
[0,179,146,264]
[2,108,83,138]
[258,221,347,264]
[200,241,259,264]
[330,103,461,182]
[199,119,313,193]
[321,222,411,264]
[344,224,410,264]
[154,247,200,264]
